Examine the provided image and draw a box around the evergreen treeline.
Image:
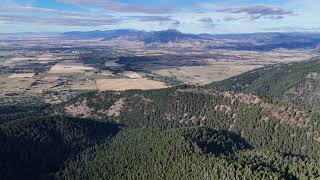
[2,58,320,179]
[65,87,320,159]
[207,57,320,111]
[62,128,320,180]
[1,86,320,179]
[0,110,119,180]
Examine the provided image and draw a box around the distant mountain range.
[61,29,320,50]
[61,29,201,43]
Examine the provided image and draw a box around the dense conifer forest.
[2,58,320,179]
[208,57,320,111]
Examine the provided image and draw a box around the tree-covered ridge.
[62,128,320,180]
[64,87,320,159]
[208,57,320,111]
[0,95,49,125]
[2,58,320,179]
[0,114,119,180]
[65,88,311,128]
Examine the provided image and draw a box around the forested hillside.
[2,58,320,179]
[65,87,320,157]
[0,103,119,180]
[208,57,320,111]
[62,128,320,180]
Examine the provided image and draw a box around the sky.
[0,0,320,34]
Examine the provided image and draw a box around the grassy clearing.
[154,65,262,85]
[96,78,168,91]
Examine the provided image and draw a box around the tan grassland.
[9,73,35,78]
[155,65,262,85]
[49,62,94,74]
[121,71,143,79]
[96,78,168,91]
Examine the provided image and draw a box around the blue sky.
[0,0,319,33]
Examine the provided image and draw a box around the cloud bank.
[0,0,319,33]
[217,5,294,20]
